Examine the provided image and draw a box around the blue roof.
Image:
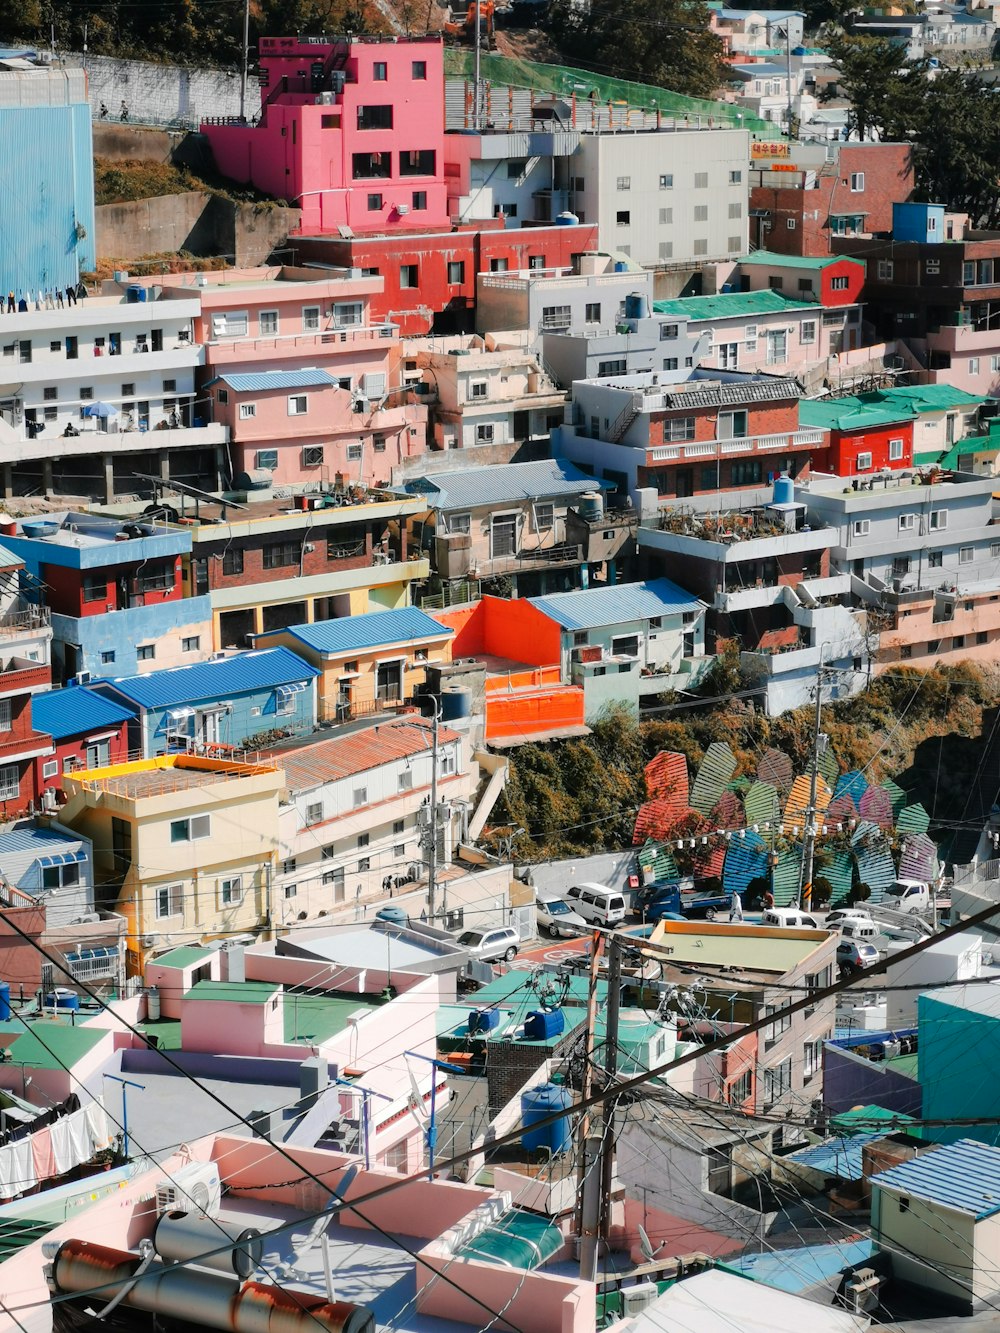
[102,647,319,710]
[403,459,609,511]
[207,368,339,393]
[871,1139,1000,1218]
[528,578,703,631]
[724,1239,874,1294]
[784,1134,882,1182]
[0,822,84,858]
[274,607,452,656]
[31,686,134,740]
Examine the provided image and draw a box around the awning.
[276,682,309,698]
[36,850,86,869]
[85,731,119,744]
[167,707,195,721]
[64,946,119,963]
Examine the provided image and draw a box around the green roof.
[739,250,866,270]
[654,290,818,321]
[138,1018,183,1050]
[829,1103,915,1133]
[185,980,279,1005]
[283,993,363,1046]
[875,384,986,413]
[153,946,214,971]
[799,396,918,432]
[469,970,608,1009]
[0,1218,59,1264]
[6,1021,106,1071]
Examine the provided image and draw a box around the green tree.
[820,30,927,142]
[913,71,1000,229]
[544,0,725,100]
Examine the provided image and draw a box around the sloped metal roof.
[404,459,609,510]
[280,606,452,656]
[31,685,134,740]
[207,368,339,393]
[102,647,318,710]
[528,578,703,631]
[871,1139,1000,1218]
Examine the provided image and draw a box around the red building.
[737,251,866,309]
[203,36,449,235]
[31,685,132,793]
[799,394,916,476]
[0,661,53,817]
[290,220,599,335]
[749,142,914,258]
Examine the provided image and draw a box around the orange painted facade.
[433,596,562,666]
[486,685,586,742]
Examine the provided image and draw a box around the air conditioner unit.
[318,90,335,105]
[75,671,92,686]
[141,935,157,949]
[621,1284,660,1317]
[396,204,410,216]
[155,1162,222,1218]
[843,1267,881,1314]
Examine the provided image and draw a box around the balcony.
[5,422,228,463]
[0,602,51,635]
[0,659,50,699]
[205,325,398,363]
[741,642,823,676]
[0,728,53,762]
[6,343,202,388]
[648,428,823,465]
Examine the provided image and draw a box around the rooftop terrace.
[69,755,282,800]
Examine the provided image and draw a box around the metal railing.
[0,603,50,634]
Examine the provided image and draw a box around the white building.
[476,255,653,345]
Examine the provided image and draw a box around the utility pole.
[473,0,482,130]
[577,931,604,1281]
[599,935,622,1245]
[426,700,441,925]
[239,0,251,122]
[800,655,829,911]
[780,23,795,140]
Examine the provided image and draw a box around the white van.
[884,880,931,915]
[840,919,880,944]
[565,882,628,927]
[824,908,874,930]
[762,907,821,930]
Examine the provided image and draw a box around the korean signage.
[751,141,792,160]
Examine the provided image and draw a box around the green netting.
[444,50,780,135]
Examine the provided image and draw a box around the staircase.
[608,394,641,444]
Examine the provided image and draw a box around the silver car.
[457,926,520,963]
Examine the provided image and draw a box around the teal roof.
[739,250,865,271]
[653,290,817,322]
[5,1021,106,1071]
[185,980,278,1005]
[152,946,214,971]
[876,384,986,414]
[800,395,918,432]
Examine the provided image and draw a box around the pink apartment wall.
[242,944,453,998]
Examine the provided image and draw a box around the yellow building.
[253,605,453,723]
[59,754,285,972]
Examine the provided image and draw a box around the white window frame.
[850,172,865,192]
[287,395,308,416]
[0,699,10,733]
[469,380,488,399]
[877,260,894,281]
[302,306,322,332]
[155,882,183,919]
[306,801,324,824]
[0,764,17,800]
[170,814,211,842]
[211,311,249,339]
[239,402,257,419]
[449,512,471,535]
[258,310,279,335]
[856,452,873,472]
[42,758,58,779]
[969,357,981,375]
[930,510,948,530]
[398,770,413,792]
[800,319,816,345]
[853,519,871,537]
[352,786,368,808]
[889,438,904,461]
[220,875,243,906]
[535,502,554,532]
[960,546,974,564]
[898,513,916,532]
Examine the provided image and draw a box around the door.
[197,710,220,745]
[491,515,518,560]
[765,330,787,365]
[376,661,402,705]
[675,468,694,498]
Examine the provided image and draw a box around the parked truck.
[634,878,732,922]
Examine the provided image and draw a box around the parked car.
[840,920,880,944]
[762,907,821,930]
[837,939,880,973]
[456,926,520,964]
[883,880,931,915]
[565,882,628,927]
[635,879,729,921]
[824,908,874,930]
[536,895,587,938]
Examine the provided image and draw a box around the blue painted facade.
[0,102,95,295]
[918,987,1000,1145]
[51,597,214,680]
[892,202,946,245]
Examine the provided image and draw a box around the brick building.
[0,660,53,817]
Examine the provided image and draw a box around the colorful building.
[737,250,867,317]
[0,653,52,817]
[93,647,319,757]
[59,753,286,970]
[254,606,452,723]
[31,685,132,791]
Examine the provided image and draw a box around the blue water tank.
[440,687,471,721]
[521,1082,573,1156]
[624,291,649,321]
[46,988,79,1012]
[0,982,10,1021]
[524,1009,565,1040]
[126,284,148,304]
[772,473,795,506]
[614,260,627,273]
[469,1008,500,1034]
[555,211,579,227]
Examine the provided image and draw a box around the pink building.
[203,36,448,234]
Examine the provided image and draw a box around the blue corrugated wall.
[0,104,96,293]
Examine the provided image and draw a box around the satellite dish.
[638,1224,658,1264]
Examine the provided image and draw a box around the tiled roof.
[739,250,865,271]
[529,578,703,631]
[403,459,609,510]
[31,685,134,740]
[654,290,817,321]
[206,368,340,393]
[871,1138,1000,1218]
[103,647,318,710]
[274,717,460,792]
[662,374,800,409]
[278,606,453,656]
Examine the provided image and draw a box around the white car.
[824,908,875,930]
[456,926,520,963]
[536,897,587,939]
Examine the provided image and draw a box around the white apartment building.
[0,281,227,501]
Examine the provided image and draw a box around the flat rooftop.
[76,758,275,799]
[648,921,831,974]
[284,928,457,970]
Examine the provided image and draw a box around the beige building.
[59,754,285,972]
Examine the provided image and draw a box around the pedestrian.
[17,294,27,313]
[65,285,76,307]
[44,289,54,310]
[55,288,64,309]
[33,290,40,311]
[99,102,108,118]
[6,291,13,313]
[120,100,128,122]
[729,889,744,923]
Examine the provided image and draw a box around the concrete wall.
[69,53,243,129]
[96,193,300,266]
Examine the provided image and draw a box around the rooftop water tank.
[624,292,649,321]
[46,988,79,1012]
[521,1082,572,1157]
[772,473,795,506]
[234,468,273,491]
[555,211,579,226]
[469,1008,500,1034]
[0,981,10,1021]
[524,1009,565,1040]
[578,491,604,522]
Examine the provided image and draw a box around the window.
[768,276,784,292]
[616,211,630,227]
[220,876,243,906]
[850,172,865,191]
[263,541,299,569]
[211,312,248,339]
[400,264,418,289]
[222,547,244,576]
[893,556,911,579]
[616,176,631,190]
[217,389,229,405]
[83,573,107,603]
[42,759,58,779]
[730,169,743,184]
[367,192,383,211]
[398,769,413,792]
[489,257,509,273]
[899,513,916,532]
[239,403,256,419]
[353,151,391,179]
[727,1070,752,1104]
[66,336,78,359]
[853,519,870,537]
[728,201,742,219]
[287,395,308,416]
[470,380,487,399]
[803,1039,823,1082]
[877,260,894,281]
[476,423,495,444]
[137,644,156,661]
[659,174,673,189]
[926,259,941,276]
[535,502,554,531]
[731,459,762,486]
[400,149,436,176]
[155,883,182,919]
[659,208,673,225]
[663,357,678,371]
[693,239,708,256]
[440,748,457,777]
[960,546,974,564]
[930,510,948,530]
[121,383,135,398]
[831,276,850,291]
[373,60,387,80]
[541,304,571,331]
[357,104,393,130]
[598,359,627,375]
[358,857,371,872]
[856,452,873,472]
[284,882,297,899]
[182,636,200,652]
[412,60,427,78]
[796,318,817,347]
[889,438,904,461]
[346,444,363,462]
[979,631,989,645]
[762,1057,792,1110]
[259,310,278,335]
[969,357,981,375]
[306,802,324,824]
[763,1003,792,1047]
[694,172,709,188]
[719,410,748,440]
[275,689,295,716]
[450,513,471,534]
[352,786,369,809]
[447,261,465,285]
[665,416,696,441]
[694,205,709,223]
[585,302,601,323]
[170,815,211,843]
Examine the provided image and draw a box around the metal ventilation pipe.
[153,1211,263,1280]
[51,1241,375,1333]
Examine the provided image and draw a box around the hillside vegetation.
[489,661,999,863]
